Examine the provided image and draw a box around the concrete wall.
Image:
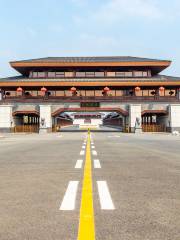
[169,104,180,132]
[73,118,102,126]
[0,105,13,132]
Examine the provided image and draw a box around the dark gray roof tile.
[11,56,170,63]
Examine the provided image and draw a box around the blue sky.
[0,0,180,77]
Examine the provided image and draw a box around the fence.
[13,125,39,133]
[142,124,166,132]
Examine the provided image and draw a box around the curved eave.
[0,80,180,87]
[10,61,171,75]
[10,60,171,67]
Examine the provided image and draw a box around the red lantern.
[41,87,47,92]
[135,86,141,91]
[41,87,47,96]
[103,87,110,92]
[159,86,165,92]
[17,87,23,92]
[70,87,77,92]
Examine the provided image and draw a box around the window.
[76,72,86,77]
[65,72,74,78]
[56,72,65,78]
[86,72,95,77]
[95,90,103,96]
[134,71,143,77]
[32,72,38,78]
[37,72,46,78]
[115,90,123,96]
[48,72,56,78]
[31,72,46,78]
[125,72,133,77]
[55,91,64,96]
[107,72,115,77]
[116,72,125,77]
[142,72,148,77]
[85,90,95,96]
[133,71,148,77]
[29,71,33,78]
[95,72,104,77]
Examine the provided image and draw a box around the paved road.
[0,132,180,240]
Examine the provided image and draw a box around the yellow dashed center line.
[77,131,95,240]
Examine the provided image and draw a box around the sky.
[0,0,180,77]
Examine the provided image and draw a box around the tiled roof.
[11,56,170,63]
[0,75,180,83]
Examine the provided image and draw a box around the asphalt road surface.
[0,132,180,240]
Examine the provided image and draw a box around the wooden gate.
[14,125,39,133]
[142,124,166,132]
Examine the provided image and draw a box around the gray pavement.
[0,132,180,239]
[60,125,120,132]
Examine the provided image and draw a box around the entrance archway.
[52,107,129,131]
[13,111,39,133]
[52,112,73,132]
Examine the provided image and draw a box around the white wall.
[0,105,13,128]
[169,105,180,129]
[73,118,102,126]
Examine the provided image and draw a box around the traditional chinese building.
[0,56,180,133]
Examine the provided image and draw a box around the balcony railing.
[0,95,179,103]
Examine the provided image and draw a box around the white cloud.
[94,0,162,22]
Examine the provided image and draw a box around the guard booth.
[13,111,39,133]
[142,110,168,132]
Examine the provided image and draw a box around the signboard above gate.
[81,102,100,108]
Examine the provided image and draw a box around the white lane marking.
[80,150,85,156]
[59,181,79,210]
[92,150,97,156]
[108,135,120,138]
[91,146,95,149]
[82,146,86,149]
[97,181,115,210]
[94,159,101,169]
[75,160,83,169]
[57,135,63,138]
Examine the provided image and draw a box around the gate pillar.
[0,105,13,133]
[169,104,180,132]
[39,105,52,133]
[129,104,142,133]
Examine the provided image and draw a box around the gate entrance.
[51,107,129,132]
[103,112,128,132]
[142,110,168,132]
[52,113,73,132]
[13,111,39,133]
